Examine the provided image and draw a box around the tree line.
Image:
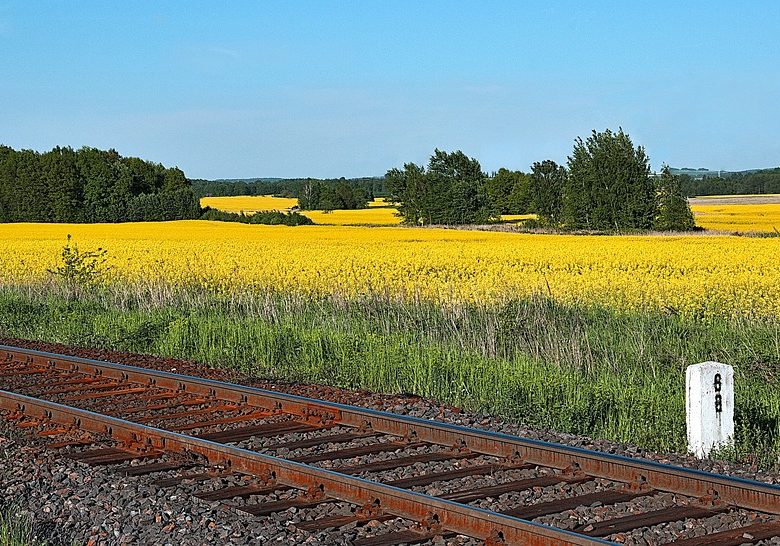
[297,179,370,210]
[191,176,385,208]
[680,168,780,197]
[387,128,695,231]
[2,131,701,231]
[0,145,200,223]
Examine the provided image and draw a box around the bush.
[47,235,109,290]
[199,207,314,226]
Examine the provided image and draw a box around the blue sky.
[1,1,779,178]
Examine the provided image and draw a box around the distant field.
[200,194,780,232]
[500,213,537,223]
[200,195,400,225]
[200,195,298,213]
[690,194,780,232]
[301,208,400,225]
[689,194,780,205]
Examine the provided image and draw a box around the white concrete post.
[686,361,734,458]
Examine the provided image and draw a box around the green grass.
[0,507,47,546]
[0,283,779,467]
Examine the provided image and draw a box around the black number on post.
[714,373,722,413]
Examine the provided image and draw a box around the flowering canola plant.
[691,203,780,233]
[1,221,779,319]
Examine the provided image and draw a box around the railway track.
[0,344,779,545]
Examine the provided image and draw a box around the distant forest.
[195,166,780,210]
[4,142,777,225]
[191,177,386,210]
[679,168,780,196]
[0,145,200,223]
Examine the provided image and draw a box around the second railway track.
[1,344,779,545]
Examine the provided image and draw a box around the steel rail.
[0,388,607,546]
[3,344,780,516]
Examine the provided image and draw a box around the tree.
[486,168,532,214]
[15,149,49,221]
[78,147,120,222]
[0,144,201,223]
[564,128,656,230]
[385,162,428,224]
[506,172,533,214]
[298,179,320,210]
[297,179,369,210]
[43,146,82,222]
[530,160,566,226]
[163,167,188,192]
[654,166,696,231]
[0,146,16,222]
[387,149,489,225]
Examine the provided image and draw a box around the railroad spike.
[356,499,384,518]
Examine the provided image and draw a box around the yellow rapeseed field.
[691,203,780,233]
[199,195,401,225]
[301,208,401,225]
[2,222,779,319]
[200,195,298,213]
[500,214,537,223]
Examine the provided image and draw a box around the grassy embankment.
[0,283,778,467]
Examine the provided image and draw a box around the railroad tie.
[502,487,653,520]
[262,430,379,451]
[154,470,233,488]
[291,441,427,464]
[120,460,199,477]
[195,420,318,443]
[337,450,478,475]
[195,483,292,502]
[383,462,531,489]
[575,502,730,537]
[168,410,269,432]
[296,512,396,532]
[76,450,163,466]
[237,495,332,517]
[352,526,456,546]
[440,473,591,504]
[669,519,780,546]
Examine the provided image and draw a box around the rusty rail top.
[2,344,780,516]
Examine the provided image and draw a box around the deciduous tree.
[530,160,566,226]
[655,166,696,231]
[565,128,655,230]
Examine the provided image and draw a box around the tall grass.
[0,507,47,546]
[0,282,778,467]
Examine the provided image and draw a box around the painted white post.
[686,362,734,458]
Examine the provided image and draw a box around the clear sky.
[1,1,779,179]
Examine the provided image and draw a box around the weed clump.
[47,235,109,294]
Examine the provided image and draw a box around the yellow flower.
[2,221,778,320]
